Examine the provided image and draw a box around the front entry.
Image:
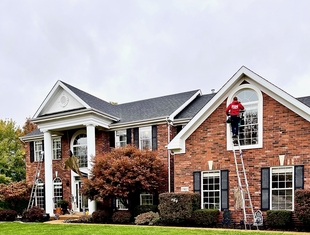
[74,177,88,212]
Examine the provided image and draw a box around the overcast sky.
[1,0,310,128]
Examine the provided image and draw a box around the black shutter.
[152,125,157,150]
[133,128,139,148]
[295,165,304,189]
[109,131,115,148]
[221,170,229,210]
[193,171,201,194]
[30,142,34,163]
[126,129,132,145]
[261,167,270,210]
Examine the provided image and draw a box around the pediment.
[34,81,88,118]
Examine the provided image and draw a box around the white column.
[43,131,54,216]
[86,124,96,214]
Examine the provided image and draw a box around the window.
[116,198,128,210]
[202,171,220,209]
[140,194,153,205]
[34,141,43,162]
[72,133,87,168]
[139,126,152,150]
[115,130,127,148]
[227,85,263,149]
[194,170,228,210]
[53,138,61,160]
[237,89,258,146]
[36,178,45,209]
[271,167,293,210]
[53,177,63,208]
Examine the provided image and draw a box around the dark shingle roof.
[175,93,216,119]
[62,81,120,118]
[62,81,201,123]
[297,96,310,107]
[113,90,200,123]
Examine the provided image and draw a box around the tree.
[0,119,25,182]
[22,117,38,135]
[0,180,31,213]
[81,145,167,211]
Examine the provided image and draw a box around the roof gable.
[168,66,310,153]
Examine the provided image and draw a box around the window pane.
[139,127,152,150]
[202,171,220,210]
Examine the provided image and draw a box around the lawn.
[0,222,308,235]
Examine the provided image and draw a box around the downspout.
[166,117,173,193]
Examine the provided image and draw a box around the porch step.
[50,212,84,221]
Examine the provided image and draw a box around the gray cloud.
[1,0,310,127]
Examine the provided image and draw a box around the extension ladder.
[27,155,43,210]
[231,135,258,230]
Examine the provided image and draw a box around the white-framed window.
[115,130,127,148]
[53,138,61,160]
[36,178,45,209]
[34,141,43,162]
[72,131,87,168]
[202,171,220,209]
[227,84,263,149]
[140,194,153,205]
[53,177,63,208]
[139,126,152,150]
[116,198,128,210]
[271,166,293,210]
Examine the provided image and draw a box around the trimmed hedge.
[112,210,131,224]
[158,192,200,225]
[22,206,44,222]
[267,210,292,227]
[295,189,310,225]
[0,209,18,221]
[135,211,160,225]
[193,209,219,226]
[92,209,110,223]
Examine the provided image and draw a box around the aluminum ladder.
[27,155,43,210]
[231,135,258,230]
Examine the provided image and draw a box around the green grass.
[0,222,307,235]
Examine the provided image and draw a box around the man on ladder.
[226,96,244,140]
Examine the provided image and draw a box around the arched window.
[53,177,63,208]
[72,131,87,168]
[227,84,263,149]
[236,89,259,146]
[36,178,45,209]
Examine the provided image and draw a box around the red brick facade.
[173,92,310,222]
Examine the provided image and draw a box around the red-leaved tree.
[81,145,167,211]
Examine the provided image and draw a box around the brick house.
[21,66,310,222]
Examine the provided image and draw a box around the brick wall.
[174,92,310,222]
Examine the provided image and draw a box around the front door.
[74,177,88,212]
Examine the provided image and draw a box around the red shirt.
[226,101,244,116]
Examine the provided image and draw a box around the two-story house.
[21,66,310,223]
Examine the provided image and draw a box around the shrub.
[158,192,200,225]
[135,211,160,225]
[22,206,43,222]
[133,205,158,217]
[92,209,110,223]
[112,210,131,224]
[295,189,310,225]
[193,209,219,226]
[267,210,292,227]
[0,209,18,221]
